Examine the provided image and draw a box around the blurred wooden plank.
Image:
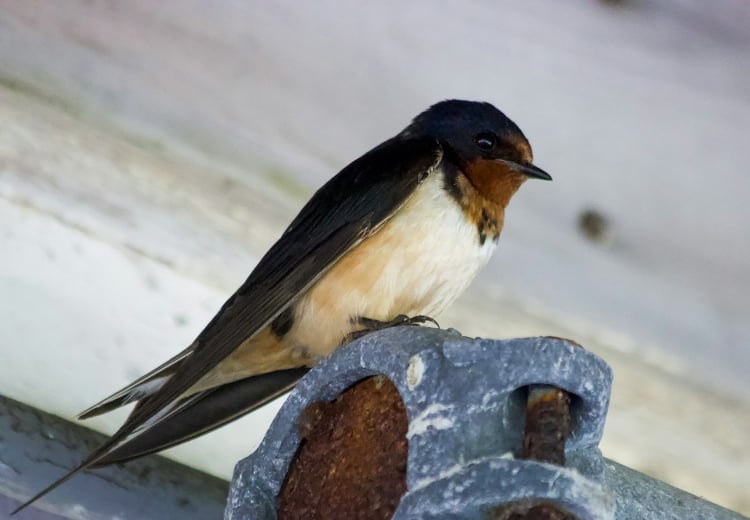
[0,394,228,520]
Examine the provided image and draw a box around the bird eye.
[475,132,496,151]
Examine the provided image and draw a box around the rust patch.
[487,500,578,520]
[522,386,571,466]
[278,376,408,520]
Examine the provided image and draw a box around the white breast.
[290,171,499,357]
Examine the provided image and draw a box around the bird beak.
[497,160,552,181]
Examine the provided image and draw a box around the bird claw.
[401,314,440,328]
[344,314,440,344]
[359,314,439,329]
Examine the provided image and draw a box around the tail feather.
[78,348,193,419]
[94,367,309,466]
[12,367,307,515]
[78,375,170,419]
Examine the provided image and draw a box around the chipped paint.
[406,354,425,390]
[406,403,455,439]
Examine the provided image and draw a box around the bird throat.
[443,160,524,245]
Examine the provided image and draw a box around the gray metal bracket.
[227,327,748,519]
[227,327,615,519]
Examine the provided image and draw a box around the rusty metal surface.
[522,386,571,466]
[487,501,578,520]
[495,383,576,519]
[278,377,408,520]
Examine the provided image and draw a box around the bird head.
[404,99,552,182]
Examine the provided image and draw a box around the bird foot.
[344,314,440,344]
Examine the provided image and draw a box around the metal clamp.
[226,327,745,519]
[226,328,612,518]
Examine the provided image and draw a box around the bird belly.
[288,172,499,358]
[188,173,500,394]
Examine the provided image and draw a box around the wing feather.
[119,136,442,436]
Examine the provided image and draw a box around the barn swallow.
[15,99,551,513]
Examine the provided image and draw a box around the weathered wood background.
[1,0,748,514]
